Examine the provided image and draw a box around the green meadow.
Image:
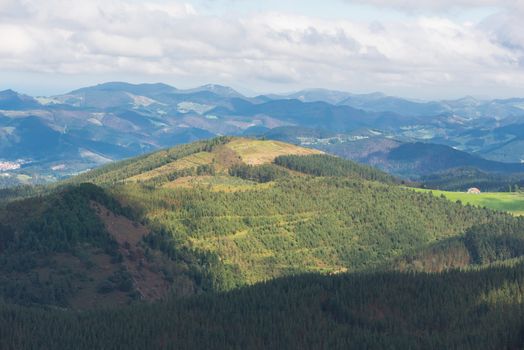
[414,188,524,216]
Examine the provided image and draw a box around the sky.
[1,0,524,99]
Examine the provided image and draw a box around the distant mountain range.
[2,82,524,186]
[263,127,524,178]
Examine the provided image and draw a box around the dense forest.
[275,153,398,183]
[2,137,524,348]
[421,167,524,192]
[2,262,524,349]
[114,176,507,286]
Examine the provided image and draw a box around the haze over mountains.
[2,82,524,187]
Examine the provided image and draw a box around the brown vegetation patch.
[92,202,171,301]
[211,144,244,172]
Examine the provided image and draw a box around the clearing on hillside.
[224,138,323,165]
[127,152,215,182]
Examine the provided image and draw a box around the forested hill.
[1,137,519,306]
[3,136,524,348]
[64,136,394,186]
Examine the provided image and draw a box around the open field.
[413,188,524,216]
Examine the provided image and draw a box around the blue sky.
[0,0,523,99]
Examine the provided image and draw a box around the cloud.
[343,0,514,12]
[0,0,524,97]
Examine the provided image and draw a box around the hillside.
[65,138,507,284]
[3,137,524,347]
[395,216,524,272]
[420,168,524,192]
[0,183,212,308]
[3,263,524,349]
[387,142,524,174]
[1,137,517,307]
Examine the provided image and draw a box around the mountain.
[251,126,524,180]
[55,82,177,109]
[69,82,178,96]
[338,93,447,117]
[274,89,524,120]
[273,88,355,104]
[0,137,508,307]
[268,89,448,117]
[179,84,245,98]
[3,82,524,188]
[384,142,524,176]
[214,98,418,130]
[2,137,524,348]
[55,82,245,109]
[0,89,40,110]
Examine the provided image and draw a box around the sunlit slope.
[67,137,322,185]
[91,136,501,286]
[226,138,322,165]
[414,188,524,216]
[61,137,513,287]
[116,179,501,285]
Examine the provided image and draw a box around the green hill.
[0,138,517,301]
[3,137,524,347]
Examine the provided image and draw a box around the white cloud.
[343,0,513,12]
[0,0,524,98]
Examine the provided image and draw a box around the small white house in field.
[467,187,481,194]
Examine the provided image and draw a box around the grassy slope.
[226,138,322,165]
[414,188,524,216]
[66,137,322,185]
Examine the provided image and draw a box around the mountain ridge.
[2,82,524,188]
